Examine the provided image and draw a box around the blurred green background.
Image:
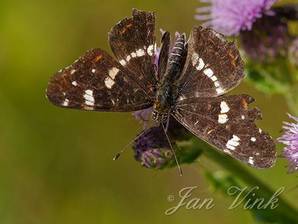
[0,0,297,223]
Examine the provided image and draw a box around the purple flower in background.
[196,0,277,36]
[240,15,290,61]
[195,1,298,62]
[278,114,298,172]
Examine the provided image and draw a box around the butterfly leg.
[161,122,183,176]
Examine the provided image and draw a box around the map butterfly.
[46,9,276,170]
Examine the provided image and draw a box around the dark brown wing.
[47,49,153,112]
[178,26,244,98]
[108,9,157,96]
[173,95,276,168]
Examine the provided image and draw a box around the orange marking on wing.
[95,55,103,62]
[241,98,248,110]
[228,51,238,67]
[120,23,133,34]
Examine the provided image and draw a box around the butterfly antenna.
[161,122,183,176]
[165,113,171,132]
[113,130,145,161]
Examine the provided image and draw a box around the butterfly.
[46,9,276,170]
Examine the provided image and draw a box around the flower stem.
[191,139,298,223]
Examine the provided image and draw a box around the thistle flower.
[278,114,298,172]
[196,0,277,36]
[195,1,298,62]
[133,126,173,169]
[133,118,195,169]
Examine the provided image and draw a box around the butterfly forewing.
[109,9,157,95]
[47,48,153,112]
[178,27,244,98]
[173,95,276,168]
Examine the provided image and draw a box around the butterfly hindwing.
[178,26,244,98]
[108,9,157,95]
[46,48,153,112]
[174,95,276,168]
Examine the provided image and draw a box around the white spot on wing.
[84,89,95,106]
[220,101,230,113]
[70,69,76,74]
[119,59,126,66]
[62,99,69,106]
[248,157,254,165]
[85,89,92,95]
[108,67,120,80]
[211,75,218,81]
[216,87,225,94]
[72,81,78,86]
[136,49,145,57]
[196,58,205,71]
[91,69,96,73]
[250,137,256,142]
[204,68,214,77]
[226,135,240,150]
[214,81,220,87]
[218,114,228,124]
[147,44,154,56]
[104,77,115,89]
[131,52,137,58]
[192,53,199,66]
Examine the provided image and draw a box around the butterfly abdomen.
[166,33,187,81]
[153,33,187,121]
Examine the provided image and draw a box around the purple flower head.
[133,126,173,169]
[278,114,298,172]
[133,118,191,169]
[196,0,277,36]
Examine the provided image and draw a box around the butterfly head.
[152,101,170,122]
[152,110,168,122]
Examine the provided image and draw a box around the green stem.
[191,139,298,224]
